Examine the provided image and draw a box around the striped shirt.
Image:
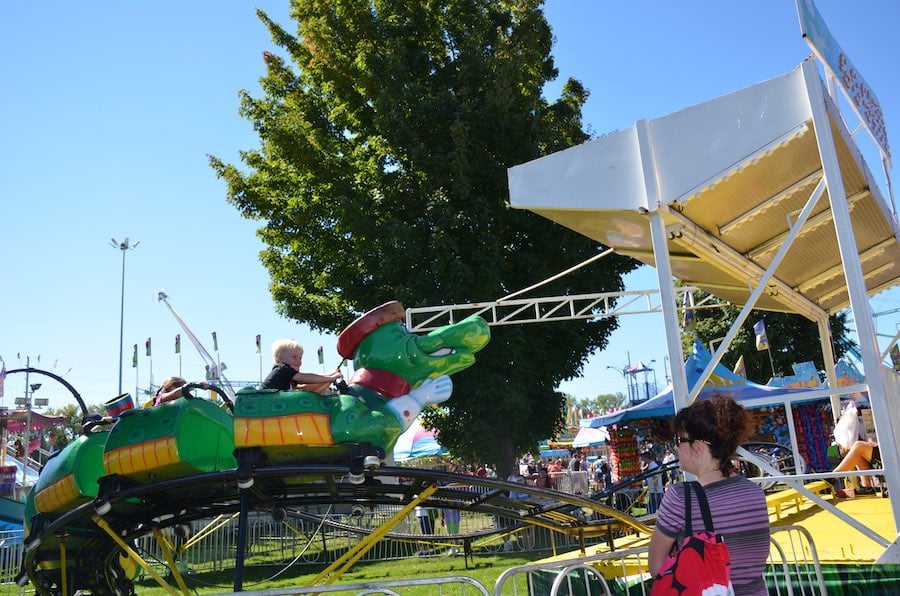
[656,476,770,596]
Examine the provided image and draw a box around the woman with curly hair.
[649,395,770,595]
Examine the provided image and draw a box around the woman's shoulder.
[707,475,765,500]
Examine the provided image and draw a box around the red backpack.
[651,481,734,595]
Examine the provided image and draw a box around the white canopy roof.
[508,65,899,319]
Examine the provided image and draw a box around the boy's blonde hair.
[272,339,303,364]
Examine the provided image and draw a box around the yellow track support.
[58,534,67,596]
[92,515,182,595]
[179,512,240,553]
[153,528,190,594]
[308,483,439,587]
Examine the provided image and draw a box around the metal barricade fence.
[494,546,652,596]
[205,575,490,595]
[767,525,827,595]
[550,471,590,496]
[130,506,607,576]
[493,525,829,595]
[0,529,25,587]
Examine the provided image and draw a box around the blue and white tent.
[392,418,447,461]
[581,340,821,428]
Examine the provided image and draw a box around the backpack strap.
[690,481,716,534]
[683,482,693,535]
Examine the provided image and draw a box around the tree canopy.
[43,402,104,452]
[210,0,638,475]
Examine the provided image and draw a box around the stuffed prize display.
[792,404,830,472]
[609,427,640,482]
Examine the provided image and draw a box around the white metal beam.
[405,287,702,332]
[665,207,828,321]
[802,58,900,532]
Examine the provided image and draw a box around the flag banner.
[0,363,5,398]
[891,344,900,372]
[683,309,694,329]
[733,355,746,378]
[132,344,138,367]
[175,334,181,354]
[255,334,261,353]
[317,345,324,365]
[212,332,219,351]
[146,338,152,357]
[753,320,769,351]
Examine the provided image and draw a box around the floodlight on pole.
[21,360,40,481]
[111,237,139,395]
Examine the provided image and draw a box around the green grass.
[134,552,547,594]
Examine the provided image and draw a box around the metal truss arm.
[406,287,705,332]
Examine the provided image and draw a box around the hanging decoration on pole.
[753,320,769,351]
[176,333,182,377]
[753,319,776,378]
[733,355,746,378]
[132,343,139,406]
[256,334,263,383]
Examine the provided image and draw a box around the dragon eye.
[428,348,455,357]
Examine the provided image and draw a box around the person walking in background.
[600,458,612,489]
[440,507,461,555]
[641,451,664,514]
[415,505,436,556]
[662,448,678,485]
[649,395,770,596]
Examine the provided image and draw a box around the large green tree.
[683,295,855,384]
[42,402,105,452]
[211,0,637,476]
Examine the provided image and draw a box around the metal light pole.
[607,352,635,405]
[111,238,139,394]
[20,359,42,482]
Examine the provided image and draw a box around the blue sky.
[2,1,898,412]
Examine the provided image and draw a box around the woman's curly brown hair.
[672,395,755,477]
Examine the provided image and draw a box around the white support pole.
[649,213,689,413]
[817,317,840,423]
[635,119,689,413]
[802,59,900,532]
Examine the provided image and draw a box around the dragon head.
[337,301,490,397]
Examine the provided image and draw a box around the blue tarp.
[581,340,822,428]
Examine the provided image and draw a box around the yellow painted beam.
[308,483,439,586]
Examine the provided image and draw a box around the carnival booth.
[583,341,833,475]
